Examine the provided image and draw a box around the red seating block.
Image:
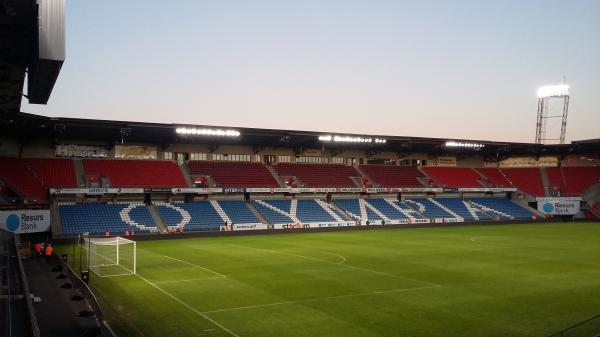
[83,159,187,188]
[548,166,600,196]
[188,161,278,188]
[274,163,358,188]
[24,158,77,188]
[477,168,512,187]
[500,168,545,196]
[421,167,482,188]
[359,165,423,188]
[0,157,46,202]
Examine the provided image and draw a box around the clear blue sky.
[23,0,600,143]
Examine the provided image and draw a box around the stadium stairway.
[354,166,379,187]
[246,201,270,225]
[148,204,168,233]
[266,165,286,187]
[73,159,85,187]
[50,202,64,237]
[314,199,346,221]
[178,163,194,187]
[539,167,552,197]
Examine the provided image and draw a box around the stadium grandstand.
[1,113,599,234]
[2,1,600,337]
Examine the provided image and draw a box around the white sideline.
[136,274,241,337]
[227,244,439,287]
[202,285,441,314]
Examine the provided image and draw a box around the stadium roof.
[2,112,599,157]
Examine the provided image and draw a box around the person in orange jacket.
[44,244,54,262]
[34,242,43,256]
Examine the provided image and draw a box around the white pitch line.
[153,276,225,285]
[162,255,227,278]
[227,244,439,287]
[324,252,347,265]
[136,273,241,337]
[203,285,441,314]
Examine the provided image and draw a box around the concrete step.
[266,165,286,187]
[178,162,194,187]
[246,201,270,225]
[147,204,168,234]
[50,202,64,238]
[73,159,85,187]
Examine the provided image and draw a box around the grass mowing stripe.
[202,285,441,314]
[227,243,439,287]
[153,277,225,284]
[162,255,228,278]
[136,273,241,337]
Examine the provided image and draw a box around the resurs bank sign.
[536,197,581,215]
[0,210,51,234]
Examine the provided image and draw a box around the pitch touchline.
[136,274,241,337]
[226,244,439,287]
[202,285,441,314]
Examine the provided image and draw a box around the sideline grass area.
[59,222,600,337]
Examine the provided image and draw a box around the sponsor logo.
[543,203,554,213]
[6,214,19,231]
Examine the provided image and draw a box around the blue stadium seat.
[253,200,294,224]
[468,198,533,220]
[156,201,223,232]
[296,199,335,222]
[364,199,409,220]
[405,198,453,219]
[217,200,260,224]
[59,203,156,236]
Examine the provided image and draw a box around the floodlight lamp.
[537,84,569,98]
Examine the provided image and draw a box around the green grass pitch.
[61,222,600,337]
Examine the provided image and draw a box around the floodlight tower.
[535,84,570,144]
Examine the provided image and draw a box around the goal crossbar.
[84,236,137,277]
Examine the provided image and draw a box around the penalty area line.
[203,284,441,314]
[136,273,241,337]
[227,243,439,287]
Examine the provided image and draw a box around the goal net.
[83,236,136,277]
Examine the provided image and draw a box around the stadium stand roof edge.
[2,112,599,156]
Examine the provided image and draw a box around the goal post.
[83,236,136,277]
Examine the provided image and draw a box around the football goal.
[83,236,136,277]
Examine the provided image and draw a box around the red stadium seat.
[0,157,47,202]
[500,168,545,196]
[359,165,423,188]
[83,159,187,188]
[421,167,482,188]
[24,158,77,188]
[273,163,359,188]
[188,161,278,188]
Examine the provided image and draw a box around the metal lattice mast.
[534,84,570,144]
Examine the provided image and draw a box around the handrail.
[56,253,104,321]
[4,244,12,337]
[547,313,600,337]
[13,234,41,337]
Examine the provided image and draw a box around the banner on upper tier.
[429,156,457,167]
[536,197,581,215]
[458,188,518,193]
[50,188,145,194]
[114,145,157,159]
[49,187,448,195]
[0,210,51,234]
